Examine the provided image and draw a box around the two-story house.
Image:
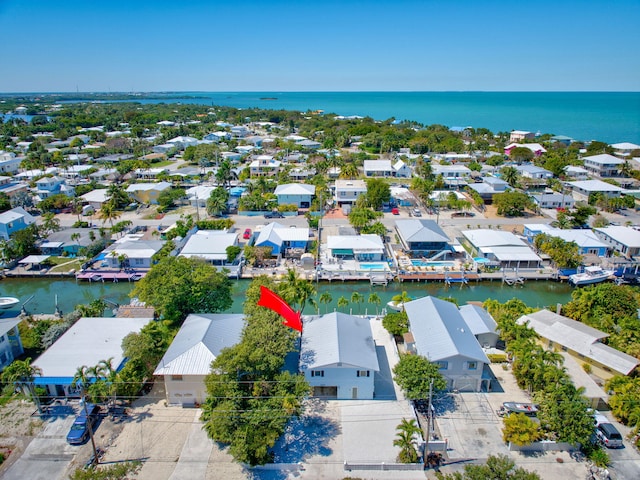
[0,207,36,241]
[583,154,624,177]
[334,179,367,206]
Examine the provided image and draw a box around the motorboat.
[386,300,408,312]
[497,402,539,417]
[569,266,614,286]
[0,297,20,310]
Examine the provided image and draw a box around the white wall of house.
[163,374,208,405]
[436,355,485,392]
[305,366,375,399]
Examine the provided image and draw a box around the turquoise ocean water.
[134,91,640,144]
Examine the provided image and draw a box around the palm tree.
[391,291,412,311]
[339,162,359,179]
[319,292,333,314]
[206,187,229,217]
[501,166,520,188]
[351,292,364,314]
[98,201,121,227]
[279,269,317,313]
[393,418,421,463]
[72,365,100,463]
[368,293,381,315]
[337,296,349,312]
[107,184,131,209]
[1,358,43,413]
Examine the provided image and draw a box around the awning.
[19,255,50,264]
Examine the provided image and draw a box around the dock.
[76,270,147,282]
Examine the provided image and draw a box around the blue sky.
[1,0,639,92]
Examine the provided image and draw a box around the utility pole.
[425,378,434,455]
[83,396,100,465]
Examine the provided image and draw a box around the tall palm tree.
[339,162,359,179]
[319,292,333,314]
[71,365,100,462]
[391,291,412,311]
[1,358,43,413]
[98,201,121,227]
[337,296,349,312]
[368,293,381,315]
[279,269,317,314]
[351,292,364,314]
[393,418,421,463]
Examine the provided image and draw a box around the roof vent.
[459,328,465,333]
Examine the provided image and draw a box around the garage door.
[313,386,338,399]
[170,391,196,405]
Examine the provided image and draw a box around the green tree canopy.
[392,354,446,399]
[131,256,233,325]
[365,178,391,210]
[493,191,533,217]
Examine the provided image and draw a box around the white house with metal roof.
[32,316,153,397]
[567,179,625,201]
[517,310,639,380]
[610,142,640,157]
[102,235,165,269]
[326,234,384,261]
[582,154,624,177]
[274,183,315,208]
[523,224,608,256]
[593,226,640,258]
[395,219,451,258]
[254,222,310,256]
[404,297,490,392]
[564,165,590,180]
[300,313,379,399]
[516,164,553,180]
[461,230,542,268]
[154,313,244,406]
[334,179,367,205]
[179,230,240,271]
[458,305,499,348]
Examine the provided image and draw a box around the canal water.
[0,277,575,316]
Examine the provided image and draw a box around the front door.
[352,387,358,399]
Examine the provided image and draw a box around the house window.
[436,361,448,370]
[311,370,324,377]
[356,370,370,377]
[467,362,477,370]
[0,352,6,364]
[171,375,183,381]
[0,335,5,343]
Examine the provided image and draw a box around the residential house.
[179,230,241,273]
[530,192,575,210]
[32,316,152,397]
[221,151,243,163]
[326,234,384,261]
[461,229,542,268]
[80,189,110,210]
[593,226,640,258]
[432,164,471,181]
[583,154,624,177]
[203,131,232,143]
[515,164,553,180]
[523,224,608,257]
[126,182,172,205]
[274,183,315,208]
[0,318,24,372]
[458,305,499,348]
[0,151,22,174]
[35,176,74,199]
[610,142,640,158]
[40,228,94,256]
[551,135,574,146]
[517,309,638,384]
[395,219,451,258]
[231,125,250,138]
[363,159,411,178]
[0,207,36,241]
[300,313,379,399]
[504,143,547,156]
[185,186,218,208]
[254,222,309,256]
[152,143,177,155]
[289,167,316,181]
[249,155,281,177]
[404,296,490,392]
[102,235,164,269]
[466,177,509,203]
[298,139,322,150]
[0,176,28,198]
[334,179,367,206]
[509,131,535,143]
[167,136,199,150]
[154,313,244,406]
[567,180,625,202]
[563,165,590,180]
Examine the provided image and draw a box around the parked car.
[596,422,623,448]
[264,211,285,219]
[412,208,422,217]
[243,228,252,239]
[391,207,400,215]
[451,211,475,218]
[66,403,100,445]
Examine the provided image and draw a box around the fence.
[508,441,578,452]
[344,461,424,471]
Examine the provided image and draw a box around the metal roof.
[255,222,309,246]
[405,297,489,364]
[327,234,383,252]
[274,183,315,196]
[517,310,639,375]
[33,317,152,378]
[0,317,21,337]
[462,230,526,248]
[154,314,244,376]
[395,219,450,244]
[300,313,379,371]
[594,226,640,248]
[179,230,238,260]
[459,305,498,336]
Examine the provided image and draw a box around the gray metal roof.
[154,314,244,376]
[300,313,379,371]
[405,297,489,363]
[0,317,21,337]
[395,219,450,243]
[459,305,498,336]
[517,310,639,375]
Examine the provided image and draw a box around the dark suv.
[66,403,100,445]
[264,211,285,218]
[596,423,623,448]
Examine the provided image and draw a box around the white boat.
[0,297,20,310]
[386,300,409,312]
[569,266,614,286]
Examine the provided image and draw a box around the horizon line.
[1,90,640,95]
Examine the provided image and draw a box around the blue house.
[0,207,36,241]
[274,183,315,208]
[0,318,24,372]
[523,224,608,256]
[254,222,310,256]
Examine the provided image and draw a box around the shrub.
[487,353,508,363]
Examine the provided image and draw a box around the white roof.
[0,317,21,337]
[505,143,547,153]
[126,181,172,192]
[105,240,164,259]
[334,179,367,190]
[179,230,238,261]
[185,185,217,200]
[459,305,498,336]
[483,246,542,262]
[300,313,379,371]
[33,317,152,377]
[0,207,35,225]
[432,165,471,174]
[405,297,489,364]
[274,183,315,196]
[518,310,638,375]
[611,142,640,150]
[583,153,624,165]
[461,230,526,248]
[255,222,309,246]
[568,180,625,193]
[81,189,109,203]
[363,160,393,171]
[594,226,640,248]
[524,225,607,249]
[395,219,450,243]
[327,234,383,252]
[154,314,244,376]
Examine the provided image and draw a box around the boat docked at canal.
[568,266,614,286]
[0,296,20,310]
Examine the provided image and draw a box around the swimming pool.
[359,263,389,270]
[411,260,456,268]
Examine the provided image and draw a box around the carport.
[313,386,338,398]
